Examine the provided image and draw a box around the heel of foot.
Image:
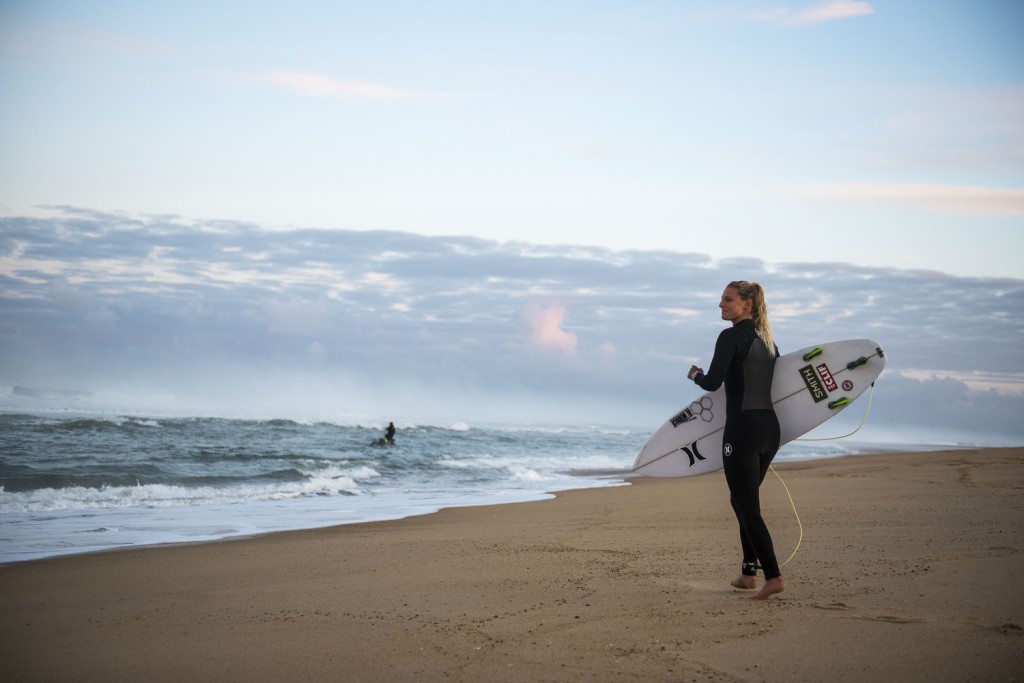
[731,575,757,590]
[751,578,785,600]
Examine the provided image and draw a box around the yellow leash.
[769,465,803,568]
[796,382,876,442]
[770,382,876,567]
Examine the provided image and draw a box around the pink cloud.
[786,0,874,25]
[746,1,874,26]
[797,182,1024,216]
[525,303,578,353]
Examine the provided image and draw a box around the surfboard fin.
[802,346,824,361]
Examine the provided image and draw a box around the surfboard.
[633,339,886,477]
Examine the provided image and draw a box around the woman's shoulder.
[715,323,745,346]
[718,320,754,337]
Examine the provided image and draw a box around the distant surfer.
[385,422,396,445]
[687,281,786,600]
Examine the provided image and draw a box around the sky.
[0,2,1022,443]
[1,1,1022,276]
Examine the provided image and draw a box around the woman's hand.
[687,365,703,381]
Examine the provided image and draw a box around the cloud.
[0,207,1021,440]
[747,1,874,26]
[253,71,421,102]
[785,0,874,25]
[525,302,578,353]
[266,297,329,336]
[797,182,1024,216]
[871,86,1024,173]
[898,369,1024,397]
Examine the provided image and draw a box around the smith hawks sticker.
[799,364,829,403]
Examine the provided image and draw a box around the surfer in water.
[385,421,396,445]
[687,280,785,600]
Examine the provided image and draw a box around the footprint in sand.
[813,604,923,624]
[813,602,848,611]
[861,614,924,624]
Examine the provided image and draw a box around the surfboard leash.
[772,380,878,568]
[769,465,803,568]
[794,381,877,442]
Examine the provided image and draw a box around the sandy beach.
[2,448,1022,682]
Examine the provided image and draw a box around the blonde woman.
[687,281,785,600]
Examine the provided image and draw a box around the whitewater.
[0,405,934,564]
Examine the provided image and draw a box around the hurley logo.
[681,440,707,467]
[723,442,733,457]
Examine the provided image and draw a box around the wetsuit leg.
[722,409,782,579]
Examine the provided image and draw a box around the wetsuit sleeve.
[694,328,735,392]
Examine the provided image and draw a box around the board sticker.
[799,364,829,402]
[681,440,707,467]
[670,396,713,427]
[817,363,838,392]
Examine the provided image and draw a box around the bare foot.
[751,577,785,600]
[731,574,756,590]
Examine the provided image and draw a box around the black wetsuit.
[693,319,782,579]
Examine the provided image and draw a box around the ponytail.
[728,280,775,354]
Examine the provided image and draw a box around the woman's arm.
[692,328,735,391]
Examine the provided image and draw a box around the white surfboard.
[633,339,886,477]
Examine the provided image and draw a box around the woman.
[687,281,785,600]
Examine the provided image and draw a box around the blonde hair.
[728,280,775,354]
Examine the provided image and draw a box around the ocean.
[0,404,923,565]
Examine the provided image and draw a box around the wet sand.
[2,448,1022,682]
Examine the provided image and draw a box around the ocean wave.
[14,415,167,432]
[0,407,650,440]
[435,453,623,482]
[0,464,382,514]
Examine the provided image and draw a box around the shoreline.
[3,447,1022,681]
[1,441,981,567]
